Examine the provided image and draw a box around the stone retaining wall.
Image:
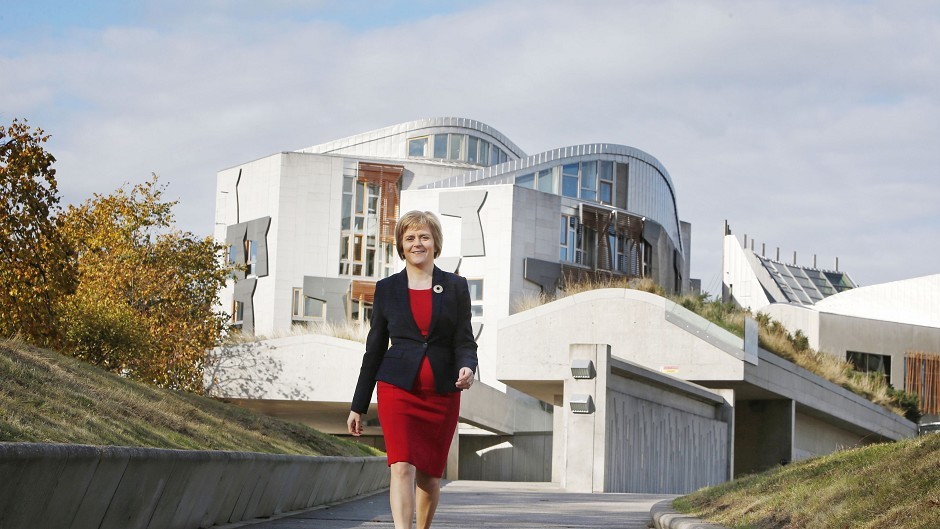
[0,443,389,529]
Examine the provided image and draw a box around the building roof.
[813,274,940,328]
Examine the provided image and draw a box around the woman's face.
[401,225,436,269]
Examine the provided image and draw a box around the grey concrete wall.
[0,443,388,529]
[734,399,794,474]
[794,411,873,461]
[560,344,731,495]
[458,433,552,482]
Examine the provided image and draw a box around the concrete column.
[563,344,610,492]
[713,388,736,481]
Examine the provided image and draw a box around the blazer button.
[423,342,428,348]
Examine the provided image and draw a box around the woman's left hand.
[456,367,474,390]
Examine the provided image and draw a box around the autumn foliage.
[0,120,77,345]
[0,119,230,392]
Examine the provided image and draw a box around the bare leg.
[415,470,441,529]
[389,462,416,529]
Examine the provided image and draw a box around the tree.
[57,176,231,392]
[0,120,77,344]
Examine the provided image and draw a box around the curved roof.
[813,274,940,328]
[421,143,682,253]
[422,143,675,195]
[297,117,527,159]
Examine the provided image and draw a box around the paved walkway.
[228,481,675,529]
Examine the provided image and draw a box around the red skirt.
[377,356,460,477]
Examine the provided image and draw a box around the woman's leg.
[389,462,416,529]
[415,469,441,529]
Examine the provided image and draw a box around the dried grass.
[225,320,370,344]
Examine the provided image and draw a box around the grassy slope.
[675,433,940,529]
[0,338,378,457]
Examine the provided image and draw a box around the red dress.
[377,288,461,477]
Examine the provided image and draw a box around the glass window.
[232,300,244,324]
[581,161,597,201]
[537,169,553,193]
[517,173,535,188]
[408,137,428,157]
[468,279,484,318]
[356,182,364,214]
[847,351,892,385]
[599,161,613,182]
[479,139,490,165]
[467,136,479,163]
[292,288,324,320]
[244,240,257,276]
[341,177,352,229]
[433,135,448,158]
[449,134,464,161]
[562,163,579,198]
[600,182,612,204]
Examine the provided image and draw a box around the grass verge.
[675,433,940,528]
[0,338,378,457]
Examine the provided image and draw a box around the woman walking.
[348,210,478,529]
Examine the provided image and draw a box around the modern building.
[722,224,940,422]
[214,117,691,387]
[210,119,917,493]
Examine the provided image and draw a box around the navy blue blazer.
[351,266,478,414]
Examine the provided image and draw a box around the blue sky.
[2,0,939,292]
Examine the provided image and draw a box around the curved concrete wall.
[0,443,388,529]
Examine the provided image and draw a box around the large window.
[847,351,891,386]
[560,215,595,267]
[433,134,448,158]
[291,288,323,321]
[408,136,428,157]
[340,178,381,276]
[339,165,400,279]
[522,160,617,205]
[408,133,506,166]
[561,163,579,198]
[580,161,597,201]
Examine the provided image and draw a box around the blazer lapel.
[428,266,444,337]
[390,270,422,336]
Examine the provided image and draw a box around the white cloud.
[2,0,938,290]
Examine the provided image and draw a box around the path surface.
[229,481,675,529]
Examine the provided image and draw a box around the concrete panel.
[0,445,391,529]
[99,448,176,529]
[0,443,71,528]
[439,189,488,257]
[70,447,131,529]
[303,276,351,324]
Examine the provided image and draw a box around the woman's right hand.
[347,411,363,436]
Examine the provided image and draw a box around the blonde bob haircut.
[395,210,443,260]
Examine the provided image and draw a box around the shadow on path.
[225,481,676,529]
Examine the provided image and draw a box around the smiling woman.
[347,210,477,529]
